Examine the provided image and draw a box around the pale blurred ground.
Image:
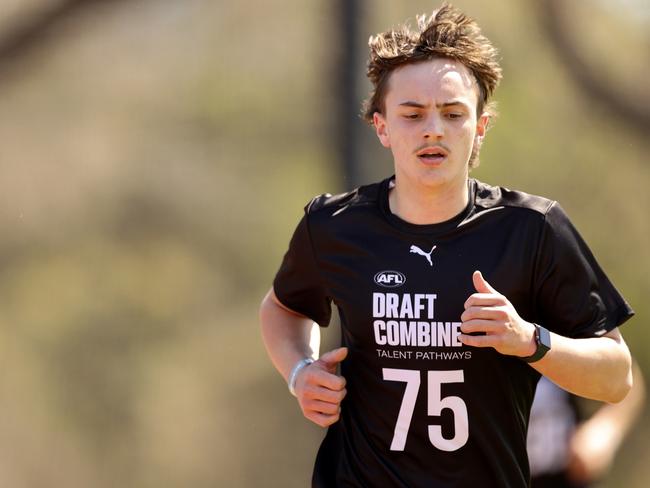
[0,1,647,487]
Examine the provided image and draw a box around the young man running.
[260,4,634,487]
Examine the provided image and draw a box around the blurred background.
[0,0,647,486]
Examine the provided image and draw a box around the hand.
[459,271,537,357]
[294,347,348,427]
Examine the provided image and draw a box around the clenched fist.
[459,271,537,358]
[294,347,348,427]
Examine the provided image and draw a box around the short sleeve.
[533,203,634,338]
[273,213,332,327]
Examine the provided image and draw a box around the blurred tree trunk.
[334,0,364,190]
[539,0,650,134]
[0,0,129,80]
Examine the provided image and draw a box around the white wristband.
[288,358,314,397]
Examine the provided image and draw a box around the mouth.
[416,146,449,164]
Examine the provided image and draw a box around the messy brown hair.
[363,3,502,125]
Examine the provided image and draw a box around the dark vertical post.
[335,0,363,190]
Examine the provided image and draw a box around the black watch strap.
[521,324,552,363]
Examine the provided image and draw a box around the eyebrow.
[398,100,469,109]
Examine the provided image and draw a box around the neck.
[389,176,469,225]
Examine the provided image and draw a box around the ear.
[373,112,391,148]
[475,113,489,140]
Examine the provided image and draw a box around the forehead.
[384,58,479,108]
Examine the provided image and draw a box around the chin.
[418,172,445,183]
[415,168,451,187]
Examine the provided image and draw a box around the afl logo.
[374,270,406,288]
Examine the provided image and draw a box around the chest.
[315,219,539,333]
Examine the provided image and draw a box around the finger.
[304,399,341,416]
[303,385,347,404]
[460,319,499,335]
[461,306,507,323]
[464,293,505,309]
[458,333,495,348]
[307,411,340,428]
[472,270,499,294]
[318,386,347,404]
[319,372,346,391]
[297,362,346,395]
[319,347,348,371]
[304,368,346,391]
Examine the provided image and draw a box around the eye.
[445,112,463,119]
[403,113,421,120]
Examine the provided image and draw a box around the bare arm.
[260,288,318,381]
[529,328,632,403]
[460,271,632,403]
[260,288,347,427]
[566,361,646,483]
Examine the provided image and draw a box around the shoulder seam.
[306,193,332,214]
[544,199,557,216]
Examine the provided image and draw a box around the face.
[373,58,489,193]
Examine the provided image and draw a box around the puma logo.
[409,245,436,267]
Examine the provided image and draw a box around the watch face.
[537,325,551,351]
[522,325,551,363]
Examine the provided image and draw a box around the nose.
[423,114,444,139]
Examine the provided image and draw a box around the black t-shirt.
[273,177,633,488]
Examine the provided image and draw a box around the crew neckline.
[378,176,476,235]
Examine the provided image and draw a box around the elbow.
[259,289,272,318]
[608,355,633,404]
[608,375,632,404]
[259,289,276,336]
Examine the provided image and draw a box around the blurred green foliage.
[0,1,647,487]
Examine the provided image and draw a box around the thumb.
[473,270,499,294]
[319,347,348,371]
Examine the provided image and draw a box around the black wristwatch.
[520,323,551,363]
